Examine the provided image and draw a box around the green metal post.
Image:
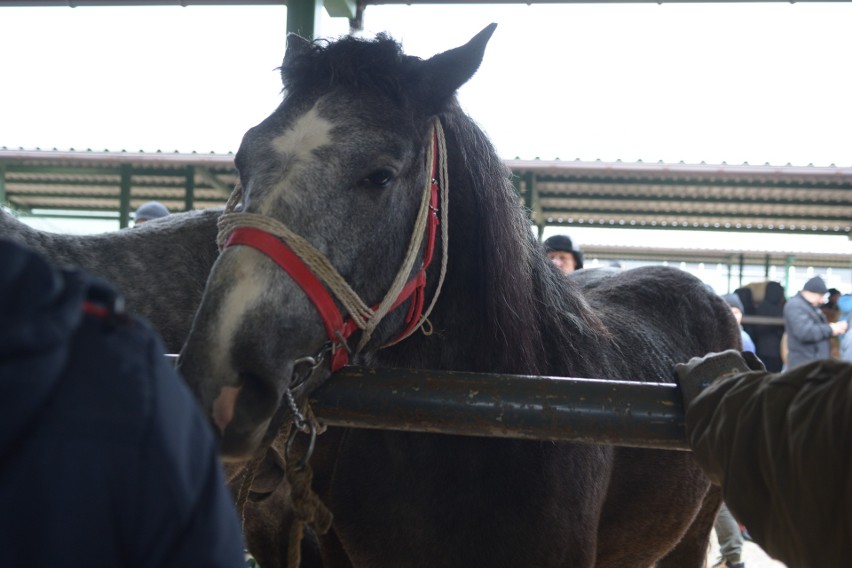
[119,165,132,229]
[529,173,545,240]
[738,253,745,289]
[287,0,323,39]
[0,163,6,204]
[726,257,733,293]
[784,255,795,299]
[184,166,195,212]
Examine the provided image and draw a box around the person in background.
[783,275,847,369]
[134,200,170,226]
[542,234,584,274]
[821,288,842,357]
[837,293,852,362]
[675,350,851,568]
[722,293,755,354]
[820,287,841,322]
[710,293,757,568]
[751,281,785,372]
[0,239,245,567]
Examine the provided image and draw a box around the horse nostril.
[212,386,242,434]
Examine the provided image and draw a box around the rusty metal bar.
[164,356,688,450]
[309,367,688,451]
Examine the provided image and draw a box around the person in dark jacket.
[675,349,851,568]
[0,239,245,567]
[783,275,847,369]
[752,281,785,372]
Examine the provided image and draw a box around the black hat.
[721,293,744,312]
[543,235,584,269]
[803,276,827,295]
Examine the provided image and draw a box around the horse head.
[178,25,497,459]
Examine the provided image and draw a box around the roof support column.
[184,166,195,212]
[738,253,745,289]
[784,254,798,298]
[784,255,796,299]
[119,165,131,229]
[726,257,733,293]
[287,0,323,39]
[0,163,6,204]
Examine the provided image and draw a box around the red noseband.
[224,131,441,372]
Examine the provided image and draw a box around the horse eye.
[359,169,394,188]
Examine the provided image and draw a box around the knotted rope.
[234,408,333,568]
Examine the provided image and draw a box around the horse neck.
[0,209,56,253]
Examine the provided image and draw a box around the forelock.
[280,33,418,102]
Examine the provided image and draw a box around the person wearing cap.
[542,234,584,274]
[721,293,755,354]
[134,201,170,226]
[783,275,848,369]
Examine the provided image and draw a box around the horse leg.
[594,449,711,568]
[655,483,722,568]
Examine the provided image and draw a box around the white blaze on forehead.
[213,251,269,377]
[261,104,333,210]
[271,104,333,158]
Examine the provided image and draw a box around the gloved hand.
[675,349,766,407]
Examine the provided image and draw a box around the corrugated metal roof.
[511,158,852,236]
[2,148,852,237]
[0,148,236,221]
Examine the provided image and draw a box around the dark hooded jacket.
[753,281,785,372]
[0,239,244,567]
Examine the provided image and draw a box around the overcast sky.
[2,2,851,274]
[2,2,850,166]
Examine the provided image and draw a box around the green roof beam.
[324,0,356,18]
[196,166,233,197]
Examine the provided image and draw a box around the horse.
[0,207,220,353]
[177,24,739,567]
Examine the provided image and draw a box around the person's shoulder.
[56,283,174,443]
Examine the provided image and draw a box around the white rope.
[216,119,448,354]
[384,119,450,346]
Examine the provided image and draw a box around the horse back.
[574,265,741,383]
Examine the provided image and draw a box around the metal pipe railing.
[165,355,689,451]
[310,367,688,451]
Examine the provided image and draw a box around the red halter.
[224,132,441,372]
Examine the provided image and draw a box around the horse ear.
[417,23,497,108]
[282,33,312,79]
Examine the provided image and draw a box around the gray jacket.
[783,292,831,369]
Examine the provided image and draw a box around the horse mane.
[280,34,415,103]
[440,107,613,379]
[363,95,612,380]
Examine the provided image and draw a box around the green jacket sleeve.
[685,359,852,568]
